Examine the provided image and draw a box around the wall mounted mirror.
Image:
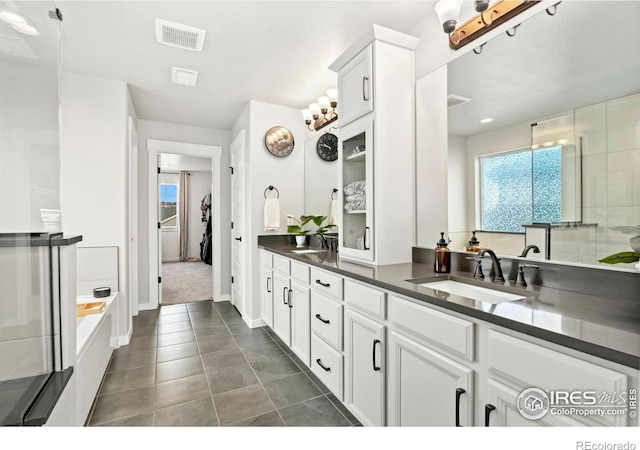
[446,1,640,270]
[304,128,340,228]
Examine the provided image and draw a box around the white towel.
[264,198,281,231]
[328,199,339,228]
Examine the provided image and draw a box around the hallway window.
[160,183,178,228]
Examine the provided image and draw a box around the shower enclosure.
[0,2,75,425]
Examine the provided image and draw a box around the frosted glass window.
[480,147,562,232]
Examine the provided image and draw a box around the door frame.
[230,130,246,316]
[147,139,223,309]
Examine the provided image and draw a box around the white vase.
[295,235,306,248]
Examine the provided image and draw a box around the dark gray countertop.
[259,240,640,369]
[0,233,83,247]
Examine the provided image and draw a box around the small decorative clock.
[265,126,294,157]
[316,132,338,162]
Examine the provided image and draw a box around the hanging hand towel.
[328,199,339,229]
[264,198,281,231]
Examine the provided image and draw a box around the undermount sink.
[407,276,528,304]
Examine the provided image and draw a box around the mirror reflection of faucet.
[519,244,540,257]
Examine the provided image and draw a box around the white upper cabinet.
[338,45,373,126]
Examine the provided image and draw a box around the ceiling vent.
[171,67,198,87]
[155,19,205,52]
[447,94,471,108]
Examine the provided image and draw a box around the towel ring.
[264,185,279,199]
[331,188,338,200]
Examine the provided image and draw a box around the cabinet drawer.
[290,261,310,284]
[273,255,290,275]
[260,250,273,267]
[487,330,628,426]
[311,334,344,400]
[310,267,343,300]
[388,295,474,361]
[344,279,386,320]
[311,291,343,350]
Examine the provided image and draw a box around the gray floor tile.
[213,384,275,425]
[156,355,204,383]
[154,397,219,427]
[228,411,284,427]
[157,341,200,363]
[99,364,156,395]
[108,349,156,373]
[326,393,361,425]
[241,340,286,363]
[155,374,211,410]
[206,363,259,395]
[250,354,302,383]
[89,386,155,426]
[262,373,322,408]
[279,396,351,427]
[232,329,273,349]
[226,321,255,335]
[158,312,191,324]
[122,335,157,353]
[202,349,247,370]
[159,304,188,315]
[188,310,222,321]
[287,351,310,371]
[91,412,154,427]
[131,324,158,338]
[197,335,239,355]
[186,301,214,311]
[304,370,331,394]
[194,325,231,339]
[157,330,195,347]
[190,317,225,329]
[158,320,193,335]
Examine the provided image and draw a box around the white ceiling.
[57,0,434,130]
[447,1,640,137]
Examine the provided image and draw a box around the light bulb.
[309,102,321,119]
[318,96,330,114]
[301,109,312,123]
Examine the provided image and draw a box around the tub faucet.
[519,244,540,258]
[477,248,505,282]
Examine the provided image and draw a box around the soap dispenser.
[434,232,451,274]
[465,231,483,253]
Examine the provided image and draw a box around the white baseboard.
[137,302,158,312]
[118,325,133,347]
[215,294,230,302]
[248,317,266,328]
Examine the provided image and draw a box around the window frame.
[159,182,179,230]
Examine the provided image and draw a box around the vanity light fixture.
[301,88,338,131]
[0,9,39,36]
[435,0,541,51]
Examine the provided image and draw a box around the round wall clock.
[316,132,338,162]
[265,126,294,157]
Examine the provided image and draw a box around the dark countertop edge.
[0,234,83,248]
[23,367,74,426]
[259,244,640,370]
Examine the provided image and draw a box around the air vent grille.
[171,67,198,87]
[447,94,471,108]
[155,19,205,52]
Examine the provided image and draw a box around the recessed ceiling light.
[0,10,28,25]
[480,117,494,124]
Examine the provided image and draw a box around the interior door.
[157,154,163,305]
[230,145,244,313]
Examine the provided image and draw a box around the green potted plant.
[287,215,329,247]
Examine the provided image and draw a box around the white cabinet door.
[338,45,373,126]
[260,266,273,328]
[387,331,474,427]
[339,118,374,263]
[272,272,291,346]
[290,279,311,368]
[485,378,583,427]
[344,308,385,426]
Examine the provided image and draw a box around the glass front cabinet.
[339,120,374,262]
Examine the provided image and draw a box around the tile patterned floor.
[87,301,361,427]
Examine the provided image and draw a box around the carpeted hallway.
[161,261,212,305]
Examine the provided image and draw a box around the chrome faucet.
[519,244,540,258]
[477,248,505,282]
[316,233,328,250]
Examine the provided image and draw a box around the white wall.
[231,100,306,326]
[60,72,131,345]
[137,120,230,305]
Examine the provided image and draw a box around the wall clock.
[316,132,338,162]
[265,126,294,157]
